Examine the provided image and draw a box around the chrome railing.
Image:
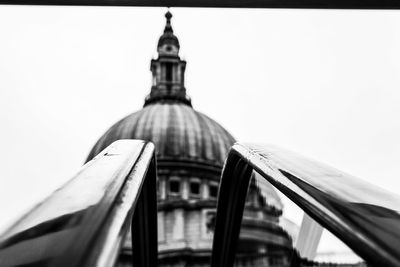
[2,141,400,267]
[211,143,400,267]
[0,140,158,267]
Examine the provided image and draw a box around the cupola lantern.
[145,11,191,106]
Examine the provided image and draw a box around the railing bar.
[211,153,253,267]
[89,143,155,267]
[54,142,146,267]
[233,143,400,266]
[0,140,157,267]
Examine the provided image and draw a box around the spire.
[144,11,191,107]
[157,10,180,54]
[164,10,173,33]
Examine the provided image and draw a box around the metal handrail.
[0,140,158,267]
[210,143,400,267]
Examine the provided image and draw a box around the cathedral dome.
[86,11,287,267]
[86,11,235,167]
[86,102,235,167]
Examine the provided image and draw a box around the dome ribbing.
[86,103,235,167]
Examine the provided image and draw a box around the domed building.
[86,11,292,267]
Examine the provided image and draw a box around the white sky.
[1,6,400,232]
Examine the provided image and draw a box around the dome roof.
[86,102,236,167]
[157,31,180,50]
[87,11,235,168]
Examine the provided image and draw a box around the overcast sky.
[1,6,400,232]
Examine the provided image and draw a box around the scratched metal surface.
[0,140,157,267]
[236,143,400,266]
[211,143,400,267]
